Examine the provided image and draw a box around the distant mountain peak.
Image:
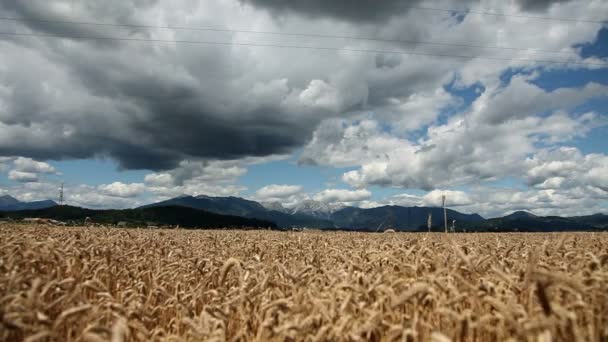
[291,200,346,216]
[0,196,57,212]
[0,195,20,205]
[504,211,537,219]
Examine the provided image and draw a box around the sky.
[0,0,607,218]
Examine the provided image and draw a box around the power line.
[0,17,581,55]
[402,5,607,24]
[1,31,606,66]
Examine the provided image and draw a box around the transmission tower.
[59,183,64,206]
[442,194,447,233]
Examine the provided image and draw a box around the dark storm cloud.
[239,0,423,22]
[2,0,595,174]
[0,0,156,37]
[0,45,315,171]
[243,0,578,22]
[0,0,349,171]
[515,0,574,11]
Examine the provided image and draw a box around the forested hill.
[0,205,276,229]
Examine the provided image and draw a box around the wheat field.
[1,225,607,341]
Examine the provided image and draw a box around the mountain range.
[140,195,335,228]
[475,211,608,232]
[329,206,485,231]
[139,195,607,232]
[262,200,346,219]
[0,205,275,229]
[1,193,606,231]
[0,195,57,212]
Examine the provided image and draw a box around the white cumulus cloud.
[13,157,56,174]
[256,184,304,199]
[98,182,145,198]
[313,189,372,203]
[8,170,39,183]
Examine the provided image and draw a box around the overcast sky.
[0,0,607,217]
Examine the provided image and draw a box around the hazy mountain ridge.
[142,196,490,230]
[570,213,608,228]
[464,211,608,232]
[0,195,58,212]
[2,194,605,231]
[0,205,275,229]
[329,205,485,232]
[141,196,334,228]
[501,211,538,220]
[140,196,606,231]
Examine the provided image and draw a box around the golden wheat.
[1,225,607,341]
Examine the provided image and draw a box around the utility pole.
[59,183,64,206]
[442,194,447,233]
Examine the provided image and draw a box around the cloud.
[98,182,145,198]
[4,157,57,183]
[256,184,303,199]
[253,184,309,208]
[142,173,172,189]
[471,76,606,125]
[385,194,424,207]
[0,1,158,38]
[313,189,371,203]
[0,179,144,209]
[378,88,459,132]
[0,1,369,170]
[68,184,144,209]
[358,189,473,210]
[143,159,252,200]
[338,112,600,190]
[422,190,474,207]
[8,170,39,183]
[241,0,582,23]
[300,119,409,168]
[239,0,424,22]
[360,184,607,218]
[143,160,247,192]
[516,0,574,11]
[0,0,606,217]
[12,157,56,174]
[526,147,608,192]
[302,73,606,190]
[1,0,602,173]
[0,157,13,171]
[464,186,607,218]
[163,160,248,186]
